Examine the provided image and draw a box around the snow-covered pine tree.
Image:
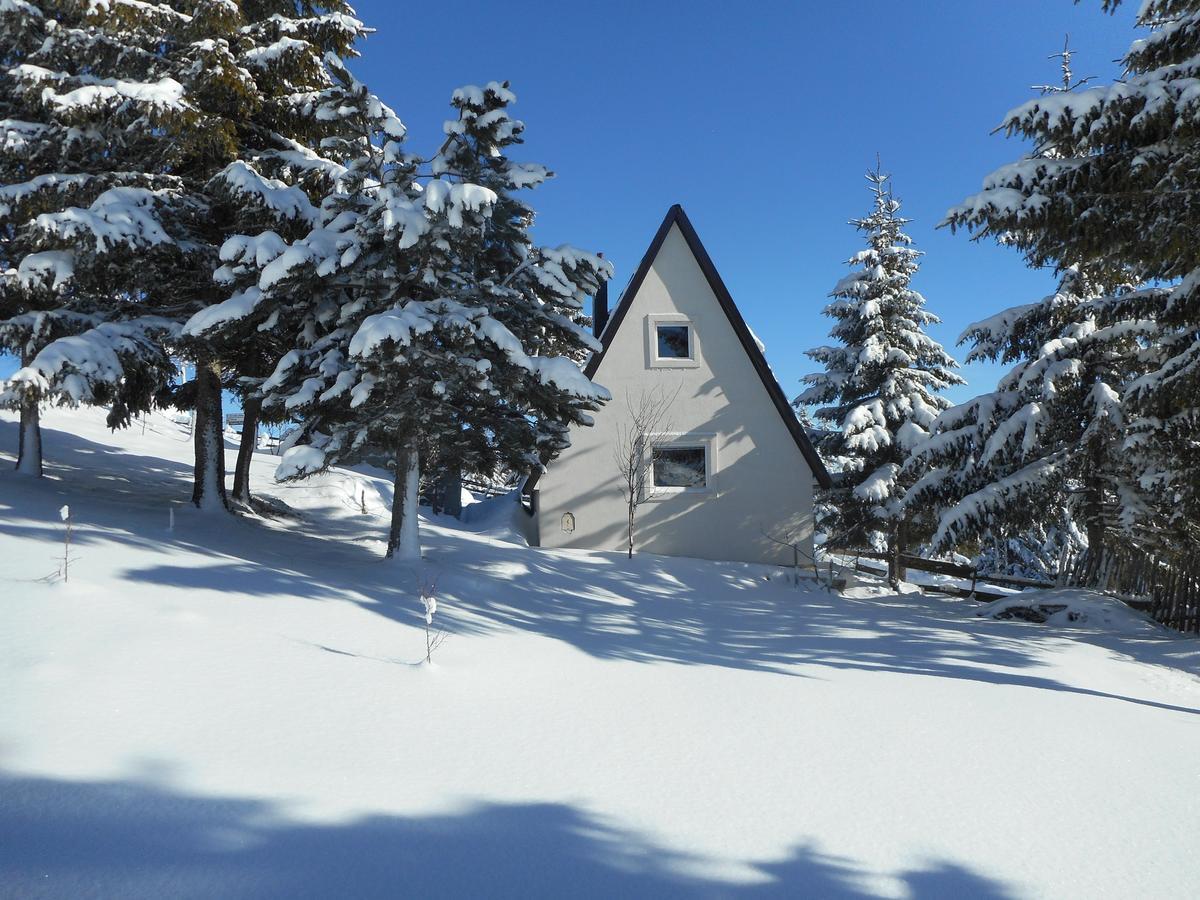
[796,166,963,584]
[419,81,607,494]
[943,3,1200,550]
[0,0,368,509]
[181,4,369,509]
[905,268,1150,558]
[214,75,610,559]
[176,1,371,511]
[0,0,207,475]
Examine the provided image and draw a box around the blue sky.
[1,2,1139,407]
[344,0,1136,404]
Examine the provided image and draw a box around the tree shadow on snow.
[0,772,1017,899]
[115,523,1200,717]
[3,417,1198,718]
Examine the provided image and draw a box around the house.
[521,204,831,566]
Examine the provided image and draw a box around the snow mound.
[976,588,1159,634]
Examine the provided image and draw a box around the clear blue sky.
[1,1,1139,407]
[344,0,1136,403]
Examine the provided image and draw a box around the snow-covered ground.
[2,408,1199,899]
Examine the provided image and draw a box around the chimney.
[593,280,609,338]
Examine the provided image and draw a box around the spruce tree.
[0,0,368,511]
[210,76,610,559]
[943,2,1200,550]
[796,166,962,583]
[0,0,212,475]
[181,5,369,509]
[905,268,1148,557]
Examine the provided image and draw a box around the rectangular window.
[651,445,707,489]
[656,324,692,359]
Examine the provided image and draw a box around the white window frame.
[643,432,716,498]
[647,314,700,369]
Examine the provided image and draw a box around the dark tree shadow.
[3,416,1198,720]
[0,773,1017,899]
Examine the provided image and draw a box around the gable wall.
[533,224,815,565]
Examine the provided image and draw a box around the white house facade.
[520,205,831,565]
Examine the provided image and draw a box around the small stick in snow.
[59,504,72,583]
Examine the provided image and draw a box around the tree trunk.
[627,502,635,558]
[386,443,421,560]
[1083,472,1106,576]
[231,395,263,508]
[191,359,228,511]
[887,521,907,587]
[431,466,463,519]
[15,398,42,477]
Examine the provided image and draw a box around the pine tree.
[179,4,370,509]
[796,166,962,583]
[905,268,1149,556]
[0,0,212,475]
[0,0,368,511]
[418,82,606,497]
[943,3,1200,550]
[211,76,610,559]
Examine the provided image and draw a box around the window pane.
[652,446,706,488]
[656,324,691,359]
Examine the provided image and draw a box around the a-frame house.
[520,204,831,565]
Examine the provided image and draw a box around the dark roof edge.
[583,207,677,372]
[585,204,832,489]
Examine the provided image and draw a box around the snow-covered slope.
[2,408,1199,899]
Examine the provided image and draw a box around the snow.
[1,407,1199,898]
[0,0,41,15]
[0,119,49,153]
[529,355,611,400]
[349,306,436,355]
[14,250,75,290]
[182,287,264,337]
[35,187,174,252]
[0,173,90,218]
[275,443,326,480]
[853,462,898,503]
[211,161,317,225]
[29,68,189,114]
[452,81,517,108]
[425,181,498,228]
[976,589,1160,634]
[1,319,171,405]
[242,36,311,69]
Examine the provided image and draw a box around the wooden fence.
[838,549,1054,595]
[839,544,1200,635]
[1061,545,1200,634]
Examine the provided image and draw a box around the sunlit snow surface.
[1,408,1199,899]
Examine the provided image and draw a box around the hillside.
[2,408,1199,899]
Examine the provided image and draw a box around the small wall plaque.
[561,512,576,533]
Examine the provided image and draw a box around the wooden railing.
[836,548,1054,598]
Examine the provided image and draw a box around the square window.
[651,445,707,489]
[656,324,692,359]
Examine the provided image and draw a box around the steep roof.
[585,204,832,489]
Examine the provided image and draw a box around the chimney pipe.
[593,280,609,338]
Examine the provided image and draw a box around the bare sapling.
[761,526,806,588]
[612,385,680,558]
[419,577,449,664]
